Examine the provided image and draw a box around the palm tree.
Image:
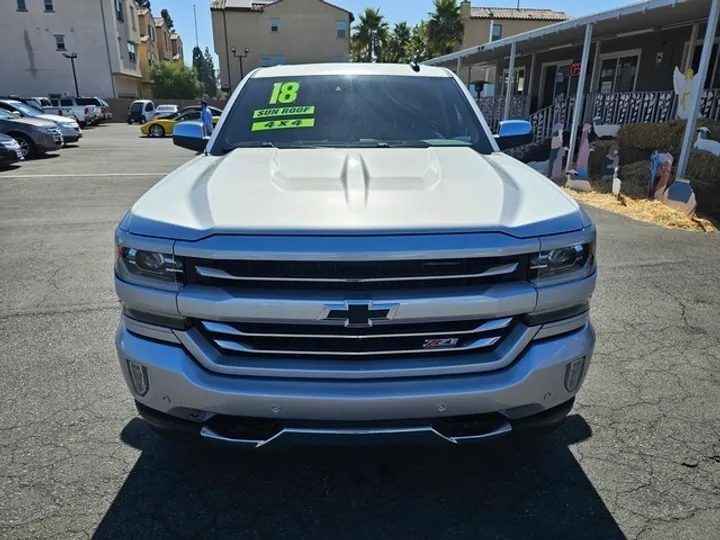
[407,21,430,62]
[352,8,390,62]
[427,0,464,56]
[385,22,412,64]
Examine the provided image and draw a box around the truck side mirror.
[173,121,208,152]
[495,120,533,151]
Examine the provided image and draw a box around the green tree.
[352,8,389,62]
[203,47,218,98]
[150,61,203,99]
[407,21,430,62]
[427,0,464,56]
[385,22,412,64]
[160,8,174,30]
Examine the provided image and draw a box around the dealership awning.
[424,0,713,69]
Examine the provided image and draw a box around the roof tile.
[470,6,571,21]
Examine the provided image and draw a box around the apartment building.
[154,17,174,61]
[171,33,184,63]
[211,0,353,91]
[457,2,572,94]
[138,6,158,97]
[459,2,571,48]
[0,0,146,98]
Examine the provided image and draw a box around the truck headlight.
[115,245,184,291]
[530,242,595,286]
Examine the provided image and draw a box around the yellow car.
[140,106,222,138]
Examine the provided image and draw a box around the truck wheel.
[13,134,37,159]
[149,124,165,138]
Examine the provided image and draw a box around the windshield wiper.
[222,141,276,153]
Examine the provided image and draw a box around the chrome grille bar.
[194,263,519,283]
[201,317,513,340]
[213,335,503,357]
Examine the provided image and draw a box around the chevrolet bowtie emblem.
[320,301,399,327]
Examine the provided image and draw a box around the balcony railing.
[476,95,531,132]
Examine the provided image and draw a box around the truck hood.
[125,147,585,240]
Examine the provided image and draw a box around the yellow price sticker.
[253,106,315,119]
[251,118,315,132]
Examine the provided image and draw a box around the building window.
[683,39,720,89]
[115,0,124,23]
[336,21,347,39]
[127,42,137,63]
[130,5,136,30]
[44,0,54,11]
[595,50,641,94]
[55,35,66,51]
[491,24,502,42]
[270,19,279,33]
[148,24,155,41]
[17,0,27,11]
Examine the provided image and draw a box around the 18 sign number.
[269,82,299,104]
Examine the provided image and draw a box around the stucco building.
[0,0,149,98]
[211,0,353,91]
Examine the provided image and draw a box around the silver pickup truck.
[115,63,597,448]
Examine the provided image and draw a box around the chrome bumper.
[117,318,594,428]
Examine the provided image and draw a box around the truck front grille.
[195,316,515,357]
[186,255,528,291]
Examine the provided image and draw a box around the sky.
[149,0,637,67]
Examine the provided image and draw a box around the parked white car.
[127,100,156,124]
[152,104,179,119]
[43,97,99,127]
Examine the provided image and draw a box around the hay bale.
[617,119,720,153]
[589,140,616,175]
[687,150,720,220]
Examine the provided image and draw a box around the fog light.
[127,361,149,396]
[564,357,586,392]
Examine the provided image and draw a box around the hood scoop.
[269,149,441,210]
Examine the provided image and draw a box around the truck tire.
[12,133,37,159]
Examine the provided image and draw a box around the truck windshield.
[216,75,493,154]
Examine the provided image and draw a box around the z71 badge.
[422,338,460,349]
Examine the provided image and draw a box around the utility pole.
[63,52,79,96]
[193,4,199,48]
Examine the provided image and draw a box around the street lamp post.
[230,47,250,84]
[62,52,79,96]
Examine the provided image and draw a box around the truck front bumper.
[116,318,595,447]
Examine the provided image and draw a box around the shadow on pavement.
[93,414,625,540]
[0,164,22,172]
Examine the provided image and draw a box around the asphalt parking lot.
[1,124,719,540]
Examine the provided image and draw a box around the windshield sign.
[216,75,491,153]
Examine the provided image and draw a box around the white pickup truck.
[40,97,100,127]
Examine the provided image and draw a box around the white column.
[503,42,517,120]
[684,23,700,71]
[589,41,602,93]
[565,23,594,174]
[456,57,463,76]
[677,0,720,178]
[526,53,537,115]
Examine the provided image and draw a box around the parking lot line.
[0,173,166,178]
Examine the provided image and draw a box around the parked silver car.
[0,109,63,158]
[0,100,82,144]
